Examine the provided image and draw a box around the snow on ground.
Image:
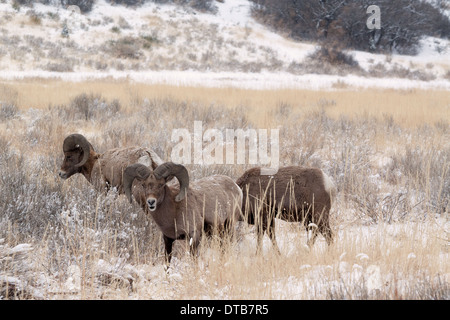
[2,217,447,299]
[216,0,251,26]
[3,69,450,90]
[0,0,448,90]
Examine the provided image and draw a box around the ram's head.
[123,162,189,211]
[59,134,91,179]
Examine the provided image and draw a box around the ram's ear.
[123,163,151,203]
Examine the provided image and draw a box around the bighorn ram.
[123,162,243,263]
[236,166,335,253]
[59,133,163,193]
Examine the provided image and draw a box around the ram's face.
[142,174,166,211]
[59,150,82,179]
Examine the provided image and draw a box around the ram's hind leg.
[188,231,201,260]
[267,216,280,254]
[320,222,334,246]
[256,212,280,255]
[306,207,333,248]
[316,206,333,246]
[306,223,319,248]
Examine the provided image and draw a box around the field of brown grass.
[0,80,448,300]
[2,79,448,126]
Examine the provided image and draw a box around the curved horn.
[154,162,189,202]
[123,163,151,203]
[63,134,91,168]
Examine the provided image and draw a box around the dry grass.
[1,80,449,128]
[0,80,448,300]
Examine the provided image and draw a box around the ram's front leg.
[163,235,175,265]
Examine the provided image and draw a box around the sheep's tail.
[322,172,337,203]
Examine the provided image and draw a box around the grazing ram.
[123,162,243,263]
[236,166,335,253]
[59,133,163,193]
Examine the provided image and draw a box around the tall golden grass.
[1,80,449,127]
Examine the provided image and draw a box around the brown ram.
[236,166,335,253]
[123,162,243,263]
[59,133,163,193]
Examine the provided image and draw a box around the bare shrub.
[188,0,217,13]
[311,45,359,68]
[26,9,42,25]
[304,43,362,75]
[0,103,19,121]
[55,93,121,121]
[104,37,142,59]
[444,70,450,81]
[369,63,436,81]
[94,60,108,70]
[280,108,328,167]
[106,0,144,6]
[351,176,410,223]
[105,0,217,13]
[327,272,449,300]
[388,145,449,214]
[12,1,95,13]
[327,116,374,195]
[44,62,74,72]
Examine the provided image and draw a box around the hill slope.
[0,0,449,89]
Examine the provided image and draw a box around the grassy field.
[0,80,448,299]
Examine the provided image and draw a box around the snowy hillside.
[0,0,449,90]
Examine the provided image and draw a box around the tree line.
[250,0,450,54]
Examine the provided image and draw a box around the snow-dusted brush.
[123,162,243,264]
[236,166,336,253]
[59,133,163,194]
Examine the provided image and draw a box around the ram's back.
[188,175,243,225]
[96,147,163,193]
